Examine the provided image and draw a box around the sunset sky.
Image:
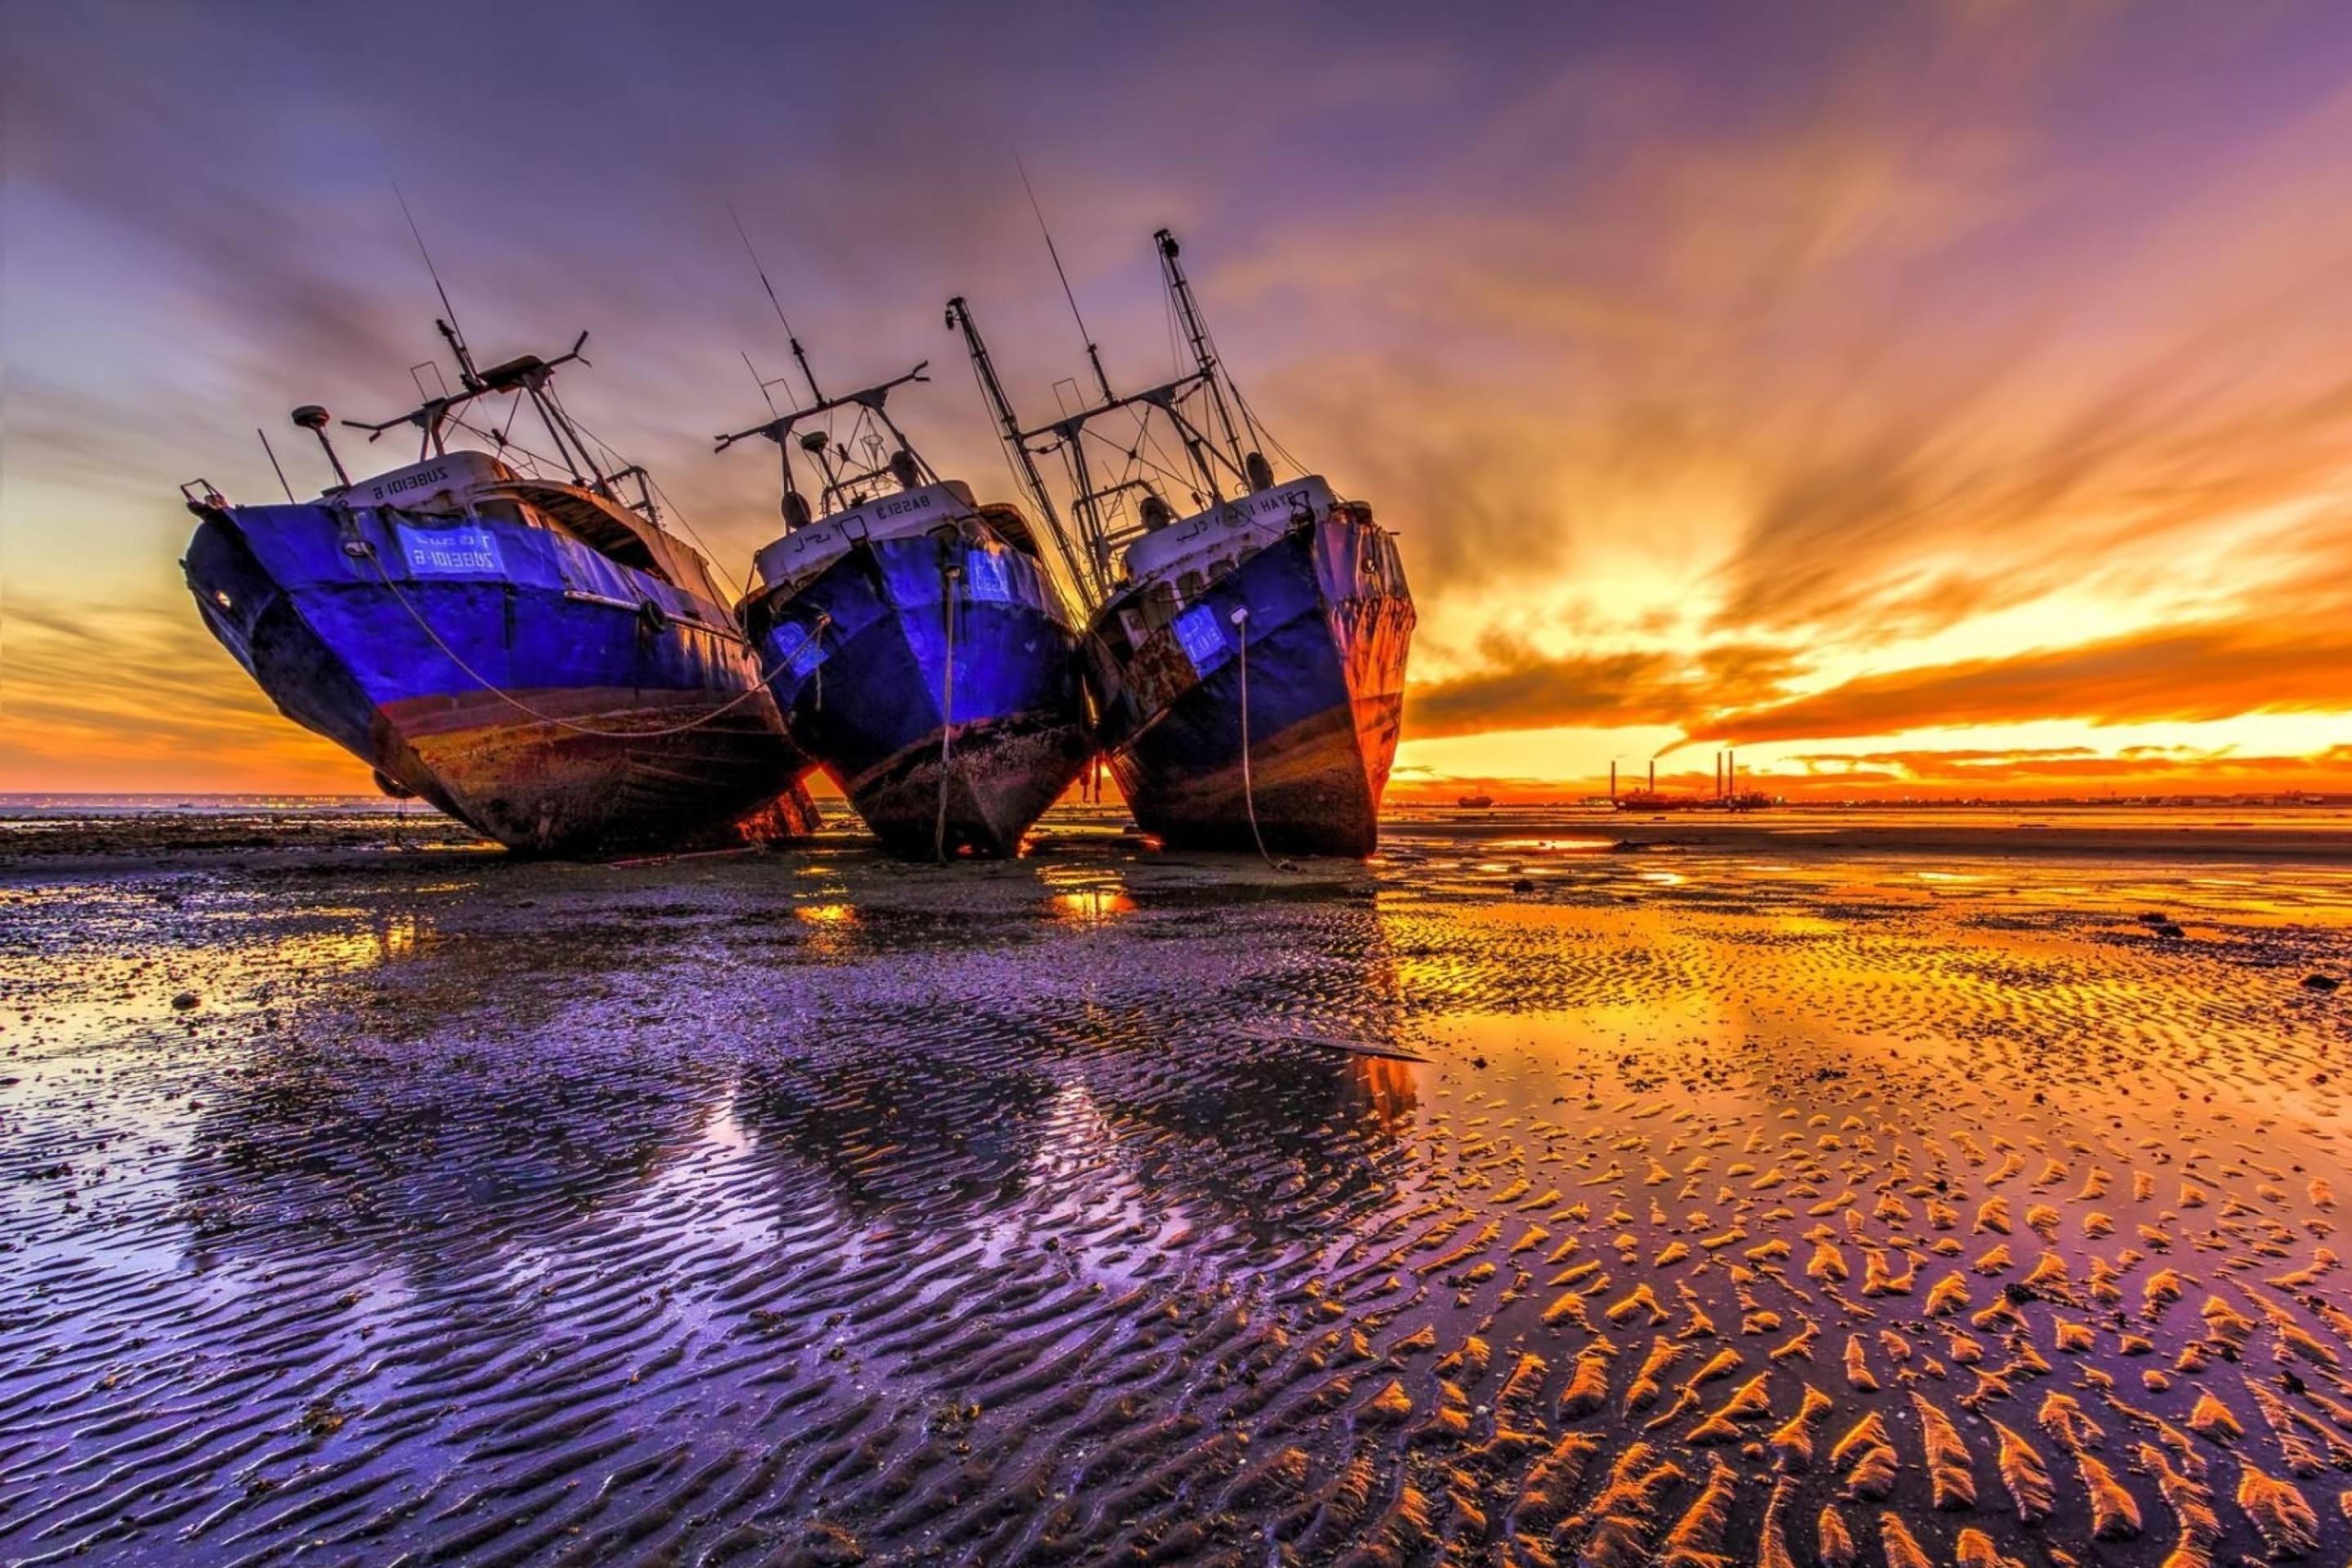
[8,2,2352,801]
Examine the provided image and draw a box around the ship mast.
[946,297,1092,603]
[715,363,942,521]
[1020,374,1233,597]
[360,195,654,517]
[1154,229,1249,477]
[342,324,649,512]
[949,236,1259,608]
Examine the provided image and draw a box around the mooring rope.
[359,536,812,741]
[1232,608,1276,868]
[933,563,962,862]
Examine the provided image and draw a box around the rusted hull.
[1086,510,1414,857]
[840,711,1094,860]
[385,686,820,855]
[744,532,1091,858]
[184,506,815,857]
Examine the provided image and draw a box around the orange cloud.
[1405,640,1806,739]
[1708,618,2352,746]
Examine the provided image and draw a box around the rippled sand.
[3,808,2350,1565]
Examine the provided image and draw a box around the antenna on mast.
[728,203,823,405]
[394,185,481,390]
[1015,153,1114,403]
[292,405,351,490]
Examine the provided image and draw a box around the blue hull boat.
[717,361,1092,860]
[182,332,815,858]
[1085,491,1413,857]
[737,493,1089,859]
[944,230,1418,858]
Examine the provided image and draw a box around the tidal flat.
[3,804,2350,1566]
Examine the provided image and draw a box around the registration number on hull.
[397,525,505,577]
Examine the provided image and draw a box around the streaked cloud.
[1710,616,2352,746]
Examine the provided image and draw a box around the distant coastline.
[10,791,2352,814]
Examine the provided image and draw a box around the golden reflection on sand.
[1039,862,1136,922]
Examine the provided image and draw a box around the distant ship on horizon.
[1610,754,1775,812]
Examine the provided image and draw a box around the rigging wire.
[444,408,559,474]
[1232,610,1276,869]
[257,428,296,503]
[560,408,728,568]
[964,345,1087,611]
[1191,294,1304,478]
[742,350,779,417]
[1014,152,1107,396]
[933,566,960,862]
[1128,412,1198,502]
[1076,418,1191,499]
[643,471,737,586]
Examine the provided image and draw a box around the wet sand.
[4,805,2350,1566]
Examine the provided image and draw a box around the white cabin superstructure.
[341,450,733,607]
[751,480,981,593]
[1120,475,1337,593]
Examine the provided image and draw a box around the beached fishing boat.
[721,361,1091,858]
[949,230,1414,856]
[181,321,816,856]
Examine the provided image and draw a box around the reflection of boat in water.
[178,1036,709,1273]
[733,1047,1060,1216]
[182,318,813,857]
[948,230,1414,858]
[732,1032,1418,1233]
[722,359,1090,860]
[728,883,1420,1233]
